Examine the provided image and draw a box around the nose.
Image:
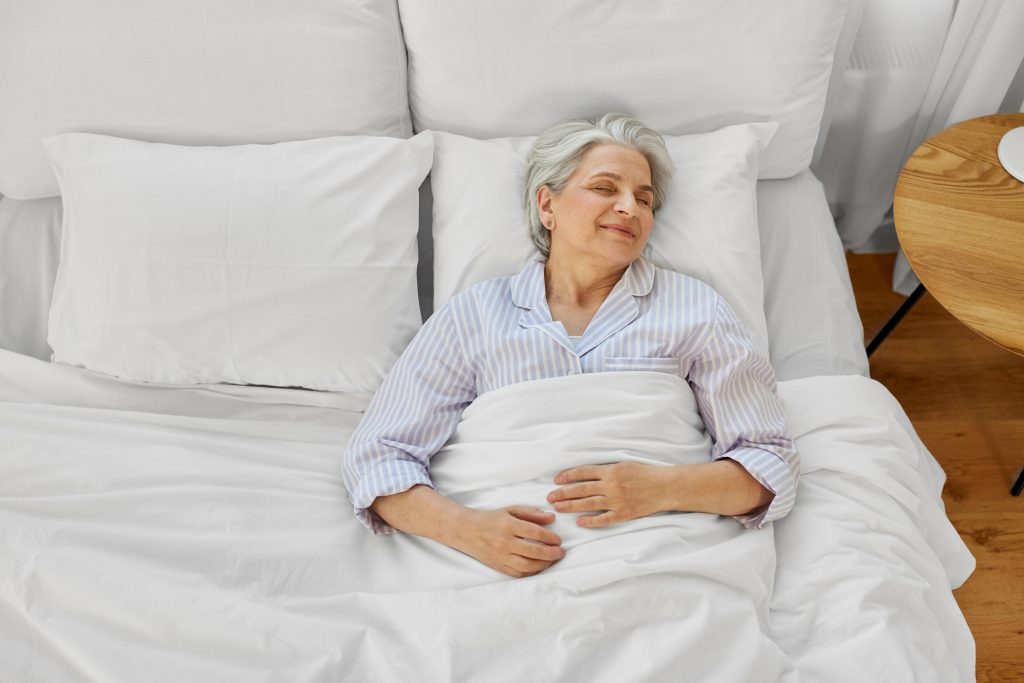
[614,192,639,218]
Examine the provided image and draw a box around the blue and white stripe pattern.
[343,257,799,534]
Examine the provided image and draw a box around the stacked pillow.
[398,0,849,180]
[4,0,857,387]
[0,0,413,200]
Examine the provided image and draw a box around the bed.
[0,1,977,681]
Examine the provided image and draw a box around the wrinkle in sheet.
[0,358,975,682]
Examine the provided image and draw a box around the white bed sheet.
[756,170,870,382]
[0,194,61,362]
[0,349,974,682]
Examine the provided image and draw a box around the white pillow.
[1,0,412,199]
[43,132,432,392]
[398,0,849,180]
[430,123,778,360]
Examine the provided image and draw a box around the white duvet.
[0,350,975,682]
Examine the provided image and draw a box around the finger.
[502,566,527,579]
[555,465,606,484]
[514,538,564,562]
[578,511,618,528]
[506,553,554,574]
[509,506,556,524]
[513,518,562,546]
[548,481,601,503]
[553,495,606,513]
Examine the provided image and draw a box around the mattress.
[0,348,974,682]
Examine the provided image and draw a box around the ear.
[536,185,555,231]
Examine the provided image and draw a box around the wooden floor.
[847,252,1024,683]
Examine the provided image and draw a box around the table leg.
[867,283,927,357]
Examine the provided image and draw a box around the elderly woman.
[342,113,798,579]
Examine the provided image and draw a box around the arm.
[372,485,564,579]
[656,460,775,518]
[681,294,800,528]
[548,459,773,527]
[369,484,470,547]
[345,295,564,577]
[546,294,793,528]
[341,300,477,535]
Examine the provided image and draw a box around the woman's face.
[539,143,655,269]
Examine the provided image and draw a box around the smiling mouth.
[601,225,635,238]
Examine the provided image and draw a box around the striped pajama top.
[342,256,799,534]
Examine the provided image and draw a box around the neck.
[543,251,630,308]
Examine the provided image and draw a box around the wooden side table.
[892,113,1024,496]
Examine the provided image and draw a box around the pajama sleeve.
[342,299,477,535]
[687,294,800,529]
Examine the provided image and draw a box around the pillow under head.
[430,123,778,360]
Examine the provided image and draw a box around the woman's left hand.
[547,461,672,528]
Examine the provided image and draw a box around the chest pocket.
[603,356,681,376]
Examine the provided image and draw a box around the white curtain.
[812,0,1024,295]
[892,0,1024,294]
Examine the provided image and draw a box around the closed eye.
[590,184,653,207]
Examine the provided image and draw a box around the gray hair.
[523,112,674,257]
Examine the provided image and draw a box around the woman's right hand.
[455,506,565,578]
